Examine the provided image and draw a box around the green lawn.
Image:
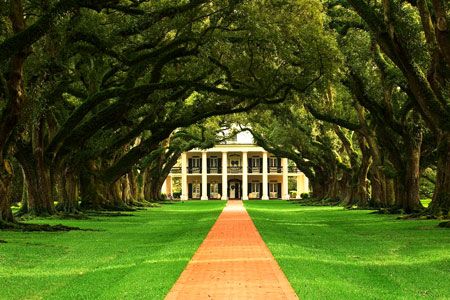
[245,201,450,300]
[0,201,225,300]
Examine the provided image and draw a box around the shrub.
[300,192,310,199]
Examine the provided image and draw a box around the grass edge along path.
[245,200,450,300]
[0,201,225,300]
[166,200,298,299]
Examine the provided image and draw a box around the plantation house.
[162,131,309,200]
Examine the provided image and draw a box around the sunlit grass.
[0,201,225,300]
[245,201,450,300]
[421,198,431,208]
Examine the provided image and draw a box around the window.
[251,182,261,193]
[229,154,240,166]
[269,157,280,173]
[228,135,238,143]
[210,157,218,168]
[210,182,219,193]
[269,182,279,198]
[190,156,201,173]
[252,157,260,167]
[193,182,201,194]
[270,183,278,193]
[269,157,278,167]
[192,157,201,168]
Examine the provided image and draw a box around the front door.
[229,181,241,199]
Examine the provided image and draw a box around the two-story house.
[162,131,309,200]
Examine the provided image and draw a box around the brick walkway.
[165,200,298,300]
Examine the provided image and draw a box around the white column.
[201,151,208,200]
[304,174,310,194]
[181,153,188,200]
[296,174,303,199]
[169,176,173,196]
[221,152,228,200]
[242,151,248,200]
[262,151,269,200]
[161,177,172,196]
[161,178,167,194]
[282,158,289,199]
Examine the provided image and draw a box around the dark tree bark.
[144,173,166,201]
[0,167,14,224]
[57,168,79,213]
[334,126,372,208]
[79,160,131,210]
[128,170,139,203]
[401,129,423,212]
[0,0,29,223]
[347,0,450,214]
[15,141,55,216]
[430,133,450,215]
[352,136,372,207]
[79,161,106,210]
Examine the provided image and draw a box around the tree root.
[396,209,449,221]
[129,200,162,207]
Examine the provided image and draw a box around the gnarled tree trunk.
[16,142,54,216]
[143,169,166,201]
[430,133,450,215]
[0,0,29,224]
[0,167,14,224]
[79,161,106,210]
[58,167,79,214]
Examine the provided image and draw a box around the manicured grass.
[0,201,225,300]
[245,201,450,300]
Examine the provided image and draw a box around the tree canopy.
[0,0,449,225]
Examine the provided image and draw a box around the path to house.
[165,200,298,300]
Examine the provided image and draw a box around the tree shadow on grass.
[0,222,86,232]
[439,220,450,228]
[85,211,136,217]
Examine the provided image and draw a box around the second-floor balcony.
[248,166,262,173]
[188,167,201,174]
[208,167,222,174]
[171,167,182,174]
[288,166,300,173]
[174,166,288,174]
[228,166,242,173]
[186,167,224,174]
[269,166,282,173]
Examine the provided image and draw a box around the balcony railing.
[188,167,201,174]
[269,166,282,173]
[288,166,300,173]
[228,166,242,173]
[171,167,182,174]
[171,165,299,174]
[207,167,222,174]
[248,166,281,173]
[248,167,262,173]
